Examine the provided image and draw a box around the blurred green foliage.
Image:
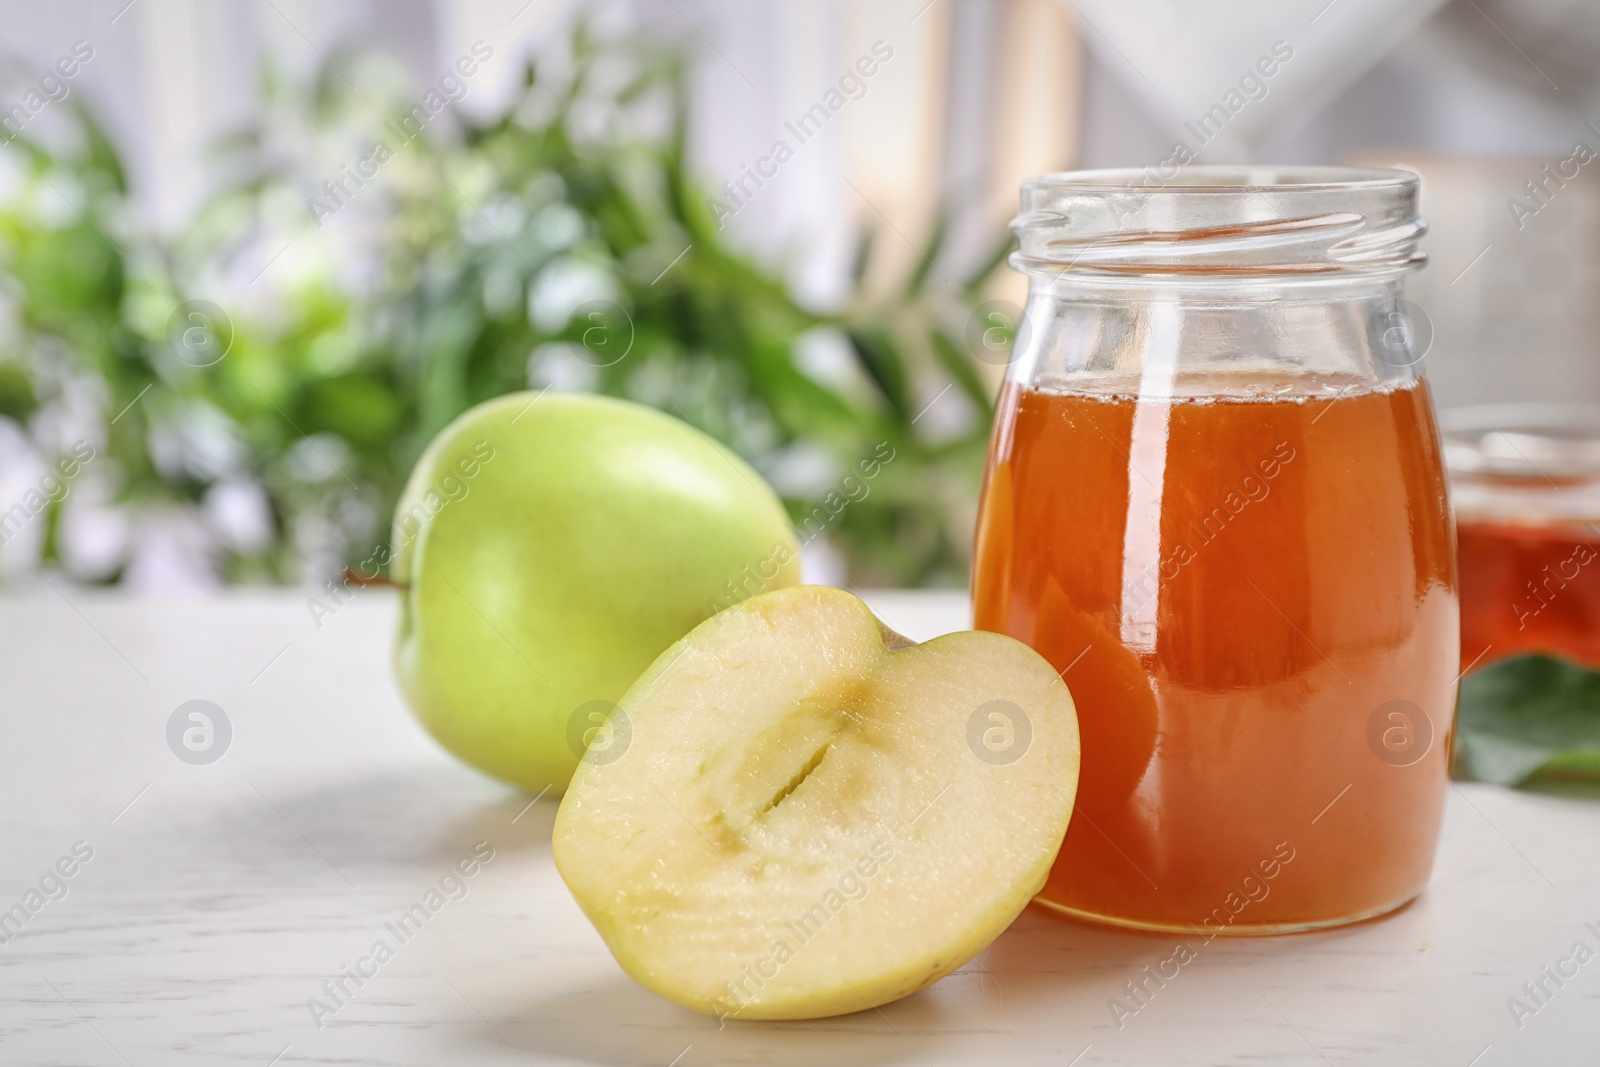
[0,28,1012,587]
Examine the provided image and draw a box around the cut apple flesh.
[553,585,1080,1020]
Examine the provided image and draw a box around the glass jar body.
[974,255,1458,933]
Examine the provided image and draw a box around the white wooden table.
[1,589,1597,1066]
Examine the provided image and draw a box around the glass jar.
[1444,403,1600,672]
[973,167,1458,934]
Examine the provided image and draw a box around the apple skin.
[392,392,800,794]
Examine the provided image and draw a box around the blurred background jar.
[1445,404,1600,672]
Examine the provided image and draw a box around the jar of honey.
[974,167,1458,933]
[1445,404,1600,672]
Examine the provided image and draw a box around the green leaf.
[0,360,38,421]
[929,328,994,417]
[1455,654,1600,786]
[904,211,949,297]
[301,375,402,447]
[845,326,914,422]
[849,227,875,290]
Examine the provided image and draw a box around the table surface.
[2,588,1598,1066]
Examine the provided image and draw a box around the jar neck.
[1009,272,1424,397]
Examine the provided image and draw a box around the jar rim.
[1011,165,1426,278]
[1022,165,1419,194]
[1442,403,1600,481]
[1442,403,1600,527]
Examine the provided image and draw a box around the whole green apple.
[392,392,800,794]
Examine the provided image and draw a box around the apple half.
[553,585,1080,1020]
